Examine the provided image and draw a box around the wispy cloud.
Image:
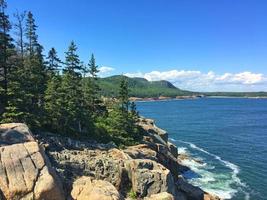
[125,70,267,92]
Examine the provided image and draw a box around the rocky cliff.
[0,120,220,200]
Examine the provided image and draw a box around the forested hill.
[95,75,195,98]
[93,75,267,98]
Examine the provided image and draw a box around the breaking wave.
[172,138,250,199]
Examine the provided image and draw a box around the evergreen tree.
[88,54,99,78]
[44,48,62,131]
[83,54,106,118]
[119,77,130,112]
[0,0,15,118]
[46,47,61,74]
[44,74,63,131]
[0,2,142,145]
[59,41,91,134]
[25,11,38,56]
[4,11,47,126]
[64,41,83,75]
[96,77,141,146]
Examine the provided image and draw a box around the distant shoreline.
[130,95,267,102]
[206,96,267,99]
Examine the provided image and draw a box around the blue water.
[136,98,267,200]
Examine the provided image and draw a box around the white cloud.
[215,71,264,85]
[125,70,267,92]
[98,66,115,76]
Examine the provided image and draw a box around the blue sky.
[7,0,267,91]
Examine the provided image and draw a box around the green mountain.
[97,75,195,98]
[87,75,267,98]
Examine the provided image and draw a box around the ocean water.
[136,98,267,200]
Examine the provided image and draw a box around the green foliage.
[44,41,94,135]
[0,0,15,113]
[127,188,137,199]
[46,47,62,74]
[64,41,84,75]
[25,11,39,56]
[82,54,106,119]
[96,105,142,147]
[119,77,130,111]
[44,75,63,131]
[95,78,142,147]
[0,1,144,147]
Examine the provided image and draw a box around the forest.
[0,0,142,146]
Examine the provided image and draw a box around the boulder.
[124,143,189,183]
[0,123,34,146]
[125,159,176,198]
[124,144,158,161]
[87,153,123,189]
[144,192,175,200]
[138,118,168,143]
[71,176,120,200]
[47,147,132,193]
[0,141,64,200]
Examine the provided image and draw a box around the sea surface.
[136,98,267,200]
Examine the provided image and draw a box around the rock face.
[0,121,220,200]
[0,124,64,200]
[48,147,129,192]
[0,123,34,146]
[167,142,178,158]
[139,118,169,144]
[124,142,188,184]
[176,177,220,200]
[71,176,120,200]
[126,159,176,198]
[124,144,158,161]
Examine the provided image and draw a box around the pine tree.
[25,11,38,56]
[119,77,130,112]
[44,48,62,131]
[59,41,91,134]
[4,11,48,127]
[46,47,61,74]
[88,54,99,78]
[1,5,26,123]
[83,54,106,118]
[44,74,63,131]
[64,41,83,75]
[0,0,15,118]
[96,76,141,146]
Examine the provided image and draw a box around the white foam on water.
[177,147,188,154]
[179,156,236,199]
[169,138,177,142]
[177,140,249,199]
[244,191,250,200]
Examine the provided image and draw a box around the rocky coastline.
[0,119,220,200]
